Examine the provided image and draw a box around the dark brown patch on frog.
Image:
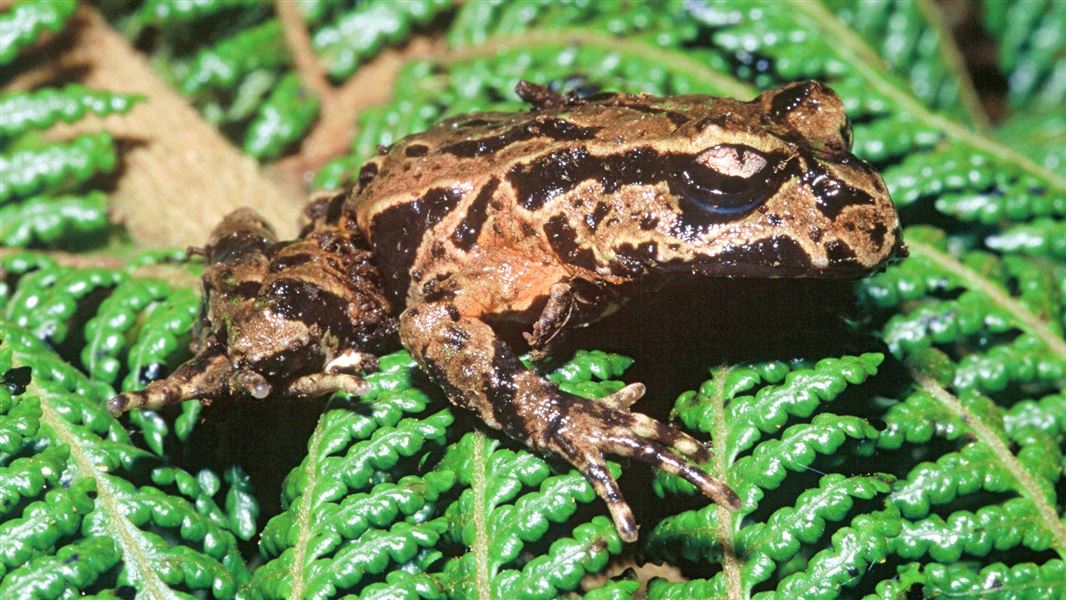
[705,236,812,275]
[508,146,658,211]
[208,230,273,264]
[487,341,525,437]
[423,284,456,303]
[510,145,792,241]
[808,226,824,243]
[265,278,351,337]
[421,276,457,303]
[610,241,659,276]
[232,281,263,299]
[357,162,379,191]
[639,215,659,230]
[868,222,887,249]
[442,325,470,350]
[799,153,876,219]
[371,186,465,304]
[586,202,611,231]
[303,193,346,227]
[404,144,429,157]
[825,240,859,268]
[421,357,464,404]
[544,215,598,270]
[766,213,783,226]
[268,253,314,273]
[440,118,600,158]
[769,82,815,121]
[451,177,499,251]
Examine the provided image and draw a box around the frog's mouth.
[656,235,882,279]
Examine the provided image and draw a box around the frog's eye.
[673,144,785,217]
[840,115,854,149]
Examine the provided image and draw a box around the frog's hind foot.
[108,351,234,415]
[544,387,740,542]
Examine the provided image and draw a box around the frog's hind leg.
[399,261,740,543]
[107,350,236,414]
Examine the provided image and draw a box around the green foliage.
[313,0,453,79]
[0,323,254,597]
[0,0,76,66]
[244,73,320,160]
[646,354,894,598]
[0,10,140,251]
[247,350,633,598]
[824,0,986,127]
[104,0,455,162]
[4,1,1065,597]
[0,85,142,139]
[982,0,1066,113]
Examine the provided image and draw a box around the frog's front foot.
[533,382,740,542]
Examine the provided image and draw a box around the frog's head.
[601,81,903,279]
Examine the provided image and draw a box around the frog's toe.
[324,349,378,374]
[598,382,646,410]
[284,372,371,398]
[545,392,740,542]
[625,411,714,462]
[108,352,233,415]
[609,434,739,510]
[571,449,638,542]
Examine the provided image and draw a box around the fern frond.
[0,192,109,248]
[0,0,77,66]
[862,226,1066,399]
[0,133,117,204]
[824,0,987,127]
[0,85,143,139]
[0,323,251,596]
[982,0,1066,113]
[179,20,287,96]
[646,354,888,597]
[244,73,320,160]
[313,0,452,79]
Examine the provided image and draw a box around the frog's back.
[347,94,705,304]
[349,84,900,305]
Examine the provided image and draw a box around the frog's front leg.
[400,265,740,542]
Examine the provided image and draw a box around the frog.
[110,80,903,542]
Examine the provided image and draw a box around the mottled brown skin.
[111,81,902,543]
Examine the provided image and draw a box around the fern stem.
[439,28,755,98]
[711,365,743,600]
[910,369,1066,560]
[914,0,991,132]
[471,430,492,600]
[796,1,1066,193]
[31,376,177,598]
[907,238,1066,366]
[274,0,333,106]
[288,411,328,600]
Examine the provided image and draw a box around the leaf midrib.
[907,237,1066,366]
[912,369,1066,559]
[712,365,743,600]
[30,374,178,599]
